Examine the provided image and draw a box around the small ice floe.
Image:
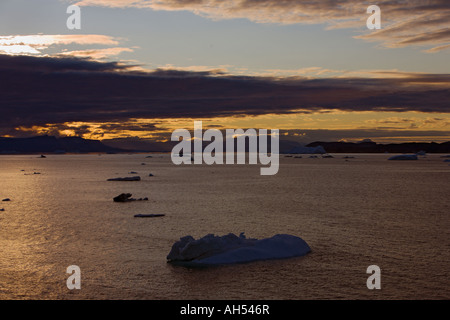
[167,233,311,266]
[388,154,418,160]
[113,193,148,202]
[134,214,165,218]
[107,176,141,181]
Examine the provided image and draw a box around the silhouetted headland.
[304,141,450,154]
[1,135,449,154]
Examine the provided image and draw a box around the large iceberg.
[167,233,311,266]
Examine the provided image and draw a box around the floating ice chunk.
[167,233,311,266]
[388,154,418,160]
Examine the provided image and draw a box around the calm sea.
[0,153,449,299]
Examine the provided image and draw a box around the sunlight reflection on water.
[0,153,449,299]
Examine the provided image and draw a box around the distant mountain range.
[0,135,449,154]
[0,136,125,154]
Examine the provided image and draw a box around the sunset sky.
[0,0,449,143]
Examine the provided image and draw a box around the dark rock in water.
[39,155,46,158]
[388,155,418,160]
[134,214,165,218]
[0,208,4,211]
[141,163,146,165]
[129,171,138,174]
[34,172,41,175]
[149,173,154,177]
[107,176,141,181]
[114,193,133,202]
[145,156,153,158]
[2,198,11,202]
[113,193,148,202]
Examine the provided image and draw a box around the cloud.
[57,47,135,59]
[366,117,416,125]
[281,128,450,144]
[158,64,230,75]
[0,54,449,136]
[251,67,449,79]
[71,0,450,52]
[0,34,121,56]
[424,44,450,53]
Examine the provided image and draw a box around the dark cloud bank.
[0,54,449,136]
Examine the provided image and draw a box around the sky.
[0,0,449,144]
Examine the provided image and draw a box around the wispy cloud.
[0,34,121,56]
[157,63,231,75]
[57,47,135,59]
[424,43,450,53]
[281,128,450,144]
[71,0,450,52]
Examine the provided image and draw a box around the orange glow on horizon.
[9,111,449,144]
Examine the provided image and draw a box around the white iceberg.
[167,233,311,266]
[388,154,418,160]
